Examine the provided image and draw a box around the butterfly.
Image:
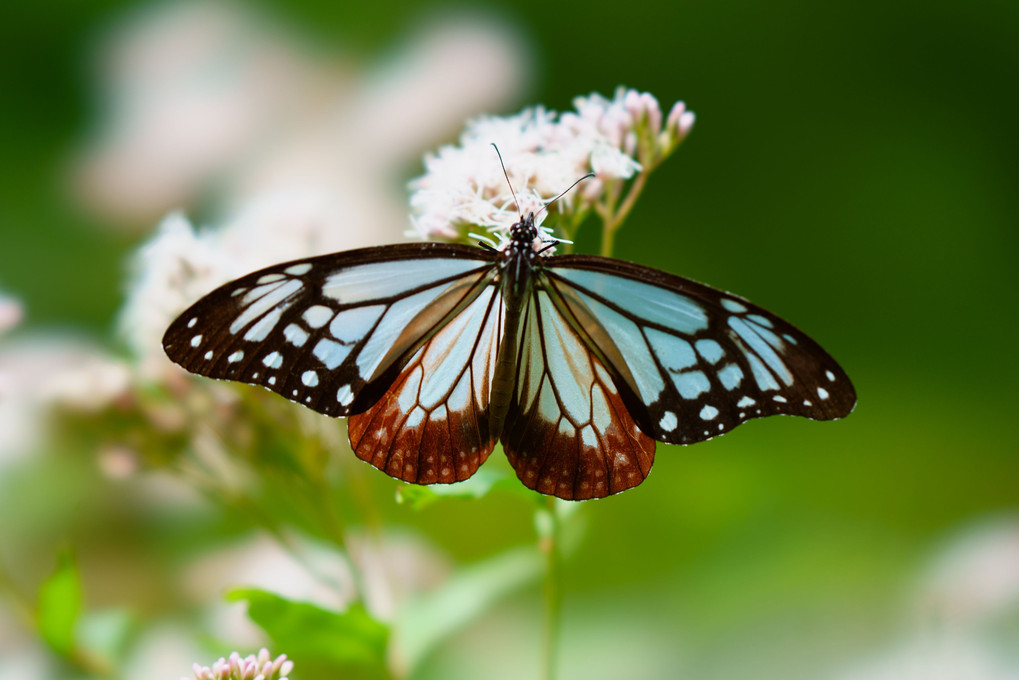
[163,213,856,500]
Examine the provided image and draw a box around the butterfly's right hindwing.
[161,244,497,417]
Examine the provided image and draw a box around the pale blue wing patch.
[322,258,485,304]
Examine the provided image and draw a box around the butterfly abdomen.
[488,252,533,437]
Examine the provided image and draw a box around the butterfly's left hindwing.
[348,284,504,484]
[162,244,497,417]
[541,256,857,446]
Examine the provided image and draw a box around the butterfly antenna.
[491,143,522,217]
[534,172,596,221]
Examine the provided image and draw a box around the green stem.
[601,170,649,256]
[541,496,561,680]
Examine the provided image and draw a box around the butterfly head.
[505,211,561,258]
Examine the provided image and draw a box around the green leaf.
[228,588,389,674]
[37,549,82,657]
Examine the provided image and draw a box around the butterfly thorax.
[489,212,544,435]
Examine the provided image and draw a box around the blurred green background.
[1,0,1017,679]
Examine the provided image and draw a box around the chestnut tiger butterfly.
[162,199,856,500]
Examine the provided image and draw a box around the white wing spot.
[313,338,351,370]
[228,350,244,363]
[721,299,747,313]
[700,405,719,420]
[718,422,725,430]
[268,376,276,385]
[748,314,774,328]
[784,333,798,345]
[695,339,725,364]
[187,317,198,328]
[676,370,710,399]
[825,370,836,382]
[231,288,247,297]
[302,370,319,387]
[773,395,787,403]
[285,263,313,275]
[718,363,743,390]
[336,383,354,406]
[203,350,213,360]
[614,453,629,467]
[284,324,309,347]
[252,372,259,379]
[292,389,298,396]
[406,408,426,428]
[817,387,830,400]
[262,351,283,368]
[803,399,812,407]
[659,410,678,432]
[736,396,755,408]
[303,305,334,329]
[257,273,285,284]
[190,334,202,347]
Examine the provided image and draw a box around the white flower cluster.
[408,87,694,248]
[120,196,383,380]
[186,648,292,680]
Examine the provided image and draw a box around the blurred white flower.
[72,1,529,233]
[915,515,1019,625]
[0,294,22,335]
[828,517,1019,680]
[0,337,131,465]
[831,634,1016,680]
[408,87,694,248]
[119,212,230,380]
[186,648,292,680]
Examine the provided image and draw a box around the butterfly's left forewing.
[162,244,497,417]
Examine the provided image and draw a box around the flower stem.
[540,495,561,680]
[601,170,649,256]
